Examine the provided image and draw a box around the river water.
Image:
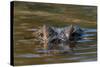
[14,27,97,65]
[13,1,97,66]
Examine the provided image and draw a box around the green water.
[13,1,97,66]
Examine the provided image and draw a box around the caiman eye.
[39,33,43,37]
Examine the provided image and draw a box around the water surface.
[13,1,97,66]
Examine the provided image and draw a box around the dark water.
[13,1,97,66]
[14,28,97,65]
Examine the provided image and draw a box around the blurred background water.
[13,1,97,66]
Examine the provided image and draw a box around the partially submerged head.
[32,24,83,51]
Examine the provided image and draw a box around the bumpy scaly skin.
[33,25,83,52]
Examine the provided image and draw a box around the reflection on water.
[13,1,97,66]
[14,27,97,65]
